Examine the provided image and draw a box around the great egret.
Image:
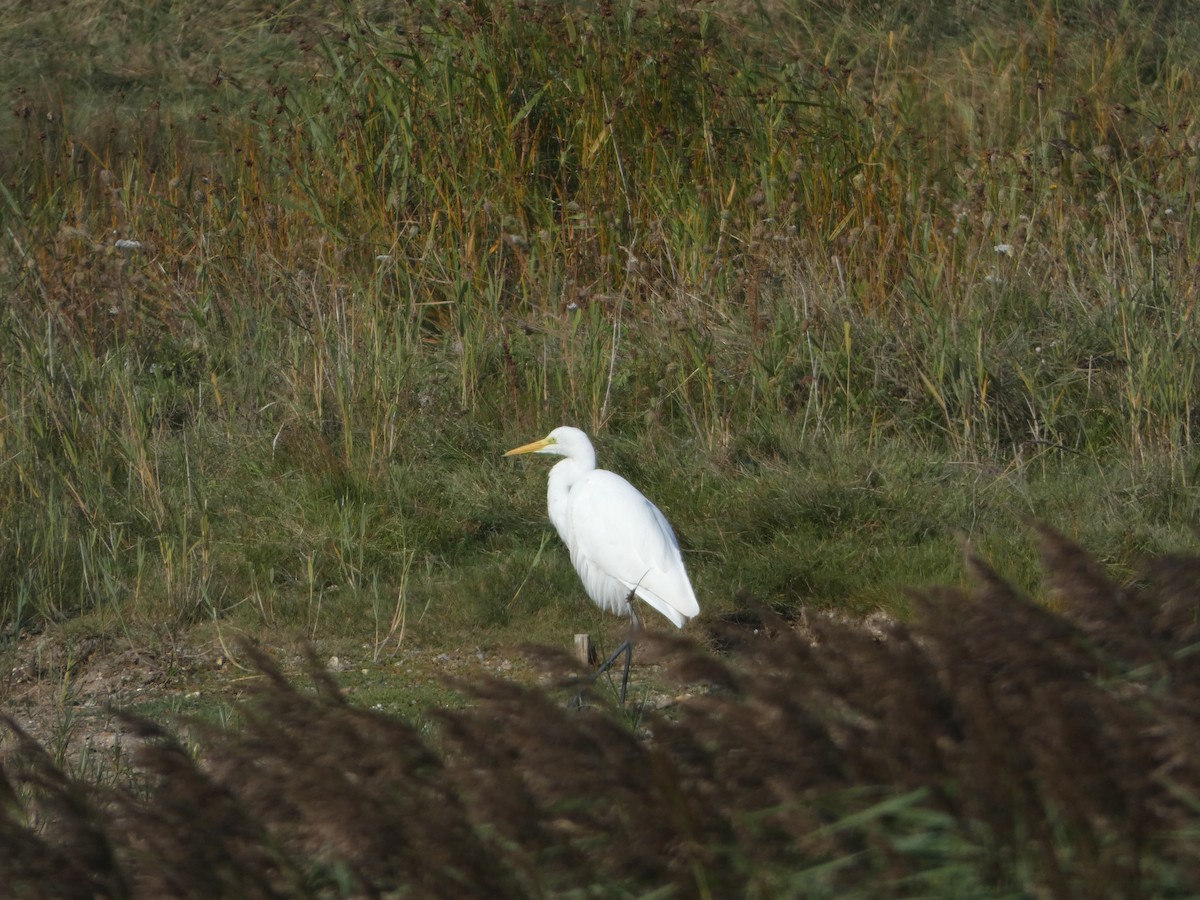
[504,426,699,702]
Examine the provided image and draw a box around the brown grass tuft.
[2,531,1199,896]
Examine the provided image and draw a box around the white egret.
[504,426,699,702]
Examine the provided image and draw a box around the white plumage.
[505,426,699,629]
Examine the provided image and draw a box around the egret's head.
[504,426,591,460]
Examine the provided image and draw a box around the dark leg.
[570,638,633,708]
[596,638,633,705]
[570,592,642,708]
[619,638,633,705]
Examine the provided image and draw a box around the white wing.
[564,470,699,628]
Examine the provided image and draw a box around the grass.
[0,0,1198,889]
[0,0,1195,635]
[0,0,1195,637]
[4,537,1200,896]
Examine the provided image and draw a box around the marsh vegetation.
[1,0,1198,893]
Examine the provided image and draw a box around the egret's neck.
[546,455,592,539]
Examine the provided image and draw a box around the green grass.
[1,0,1197,706]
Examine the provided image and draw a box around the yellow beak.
[504,436,553,457]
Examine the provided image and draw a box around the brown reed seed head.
[1,532,1199,896]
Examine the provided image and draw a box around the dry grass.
[2,0,1197,648]
[2,530,1198,897]
[1,4,1198,892]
